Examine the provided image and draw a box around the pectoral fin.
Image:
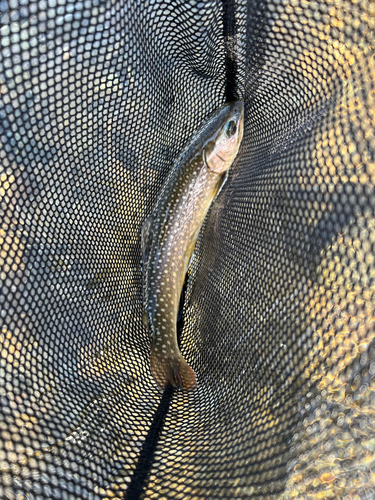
[141,215,154,258]
[143,310,149,328]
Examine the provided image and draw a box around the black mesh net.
[1,0,375,498]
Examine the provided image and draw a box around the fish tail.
[150,346,197,391]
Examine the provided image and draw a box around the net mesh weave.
[1,0,375,498]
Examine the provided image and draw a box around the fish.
[141,101,244,391]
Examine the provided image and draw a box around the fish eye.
[225,120,237,137]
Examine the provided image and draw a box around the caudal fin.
[150,347,197,391]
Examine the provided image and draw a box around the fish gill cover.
[0,0,374,499]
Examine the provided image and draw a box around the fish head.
[204,101,244,174]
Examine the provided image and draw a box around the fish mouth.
[231,101,244,141]
[230,101,244,123]
[226,101,244,143]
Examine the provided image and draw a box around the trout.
[141,101,244,390]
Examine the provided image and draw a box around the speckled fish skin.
[141,101,244,391]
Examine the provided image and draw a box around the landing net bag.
[1,0,374,498]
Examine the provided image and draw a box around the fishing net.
[1,0,374,498]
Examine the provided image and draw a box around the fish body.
[141,101,244,390]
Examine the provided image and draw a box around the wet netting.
[1,0,375,498]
